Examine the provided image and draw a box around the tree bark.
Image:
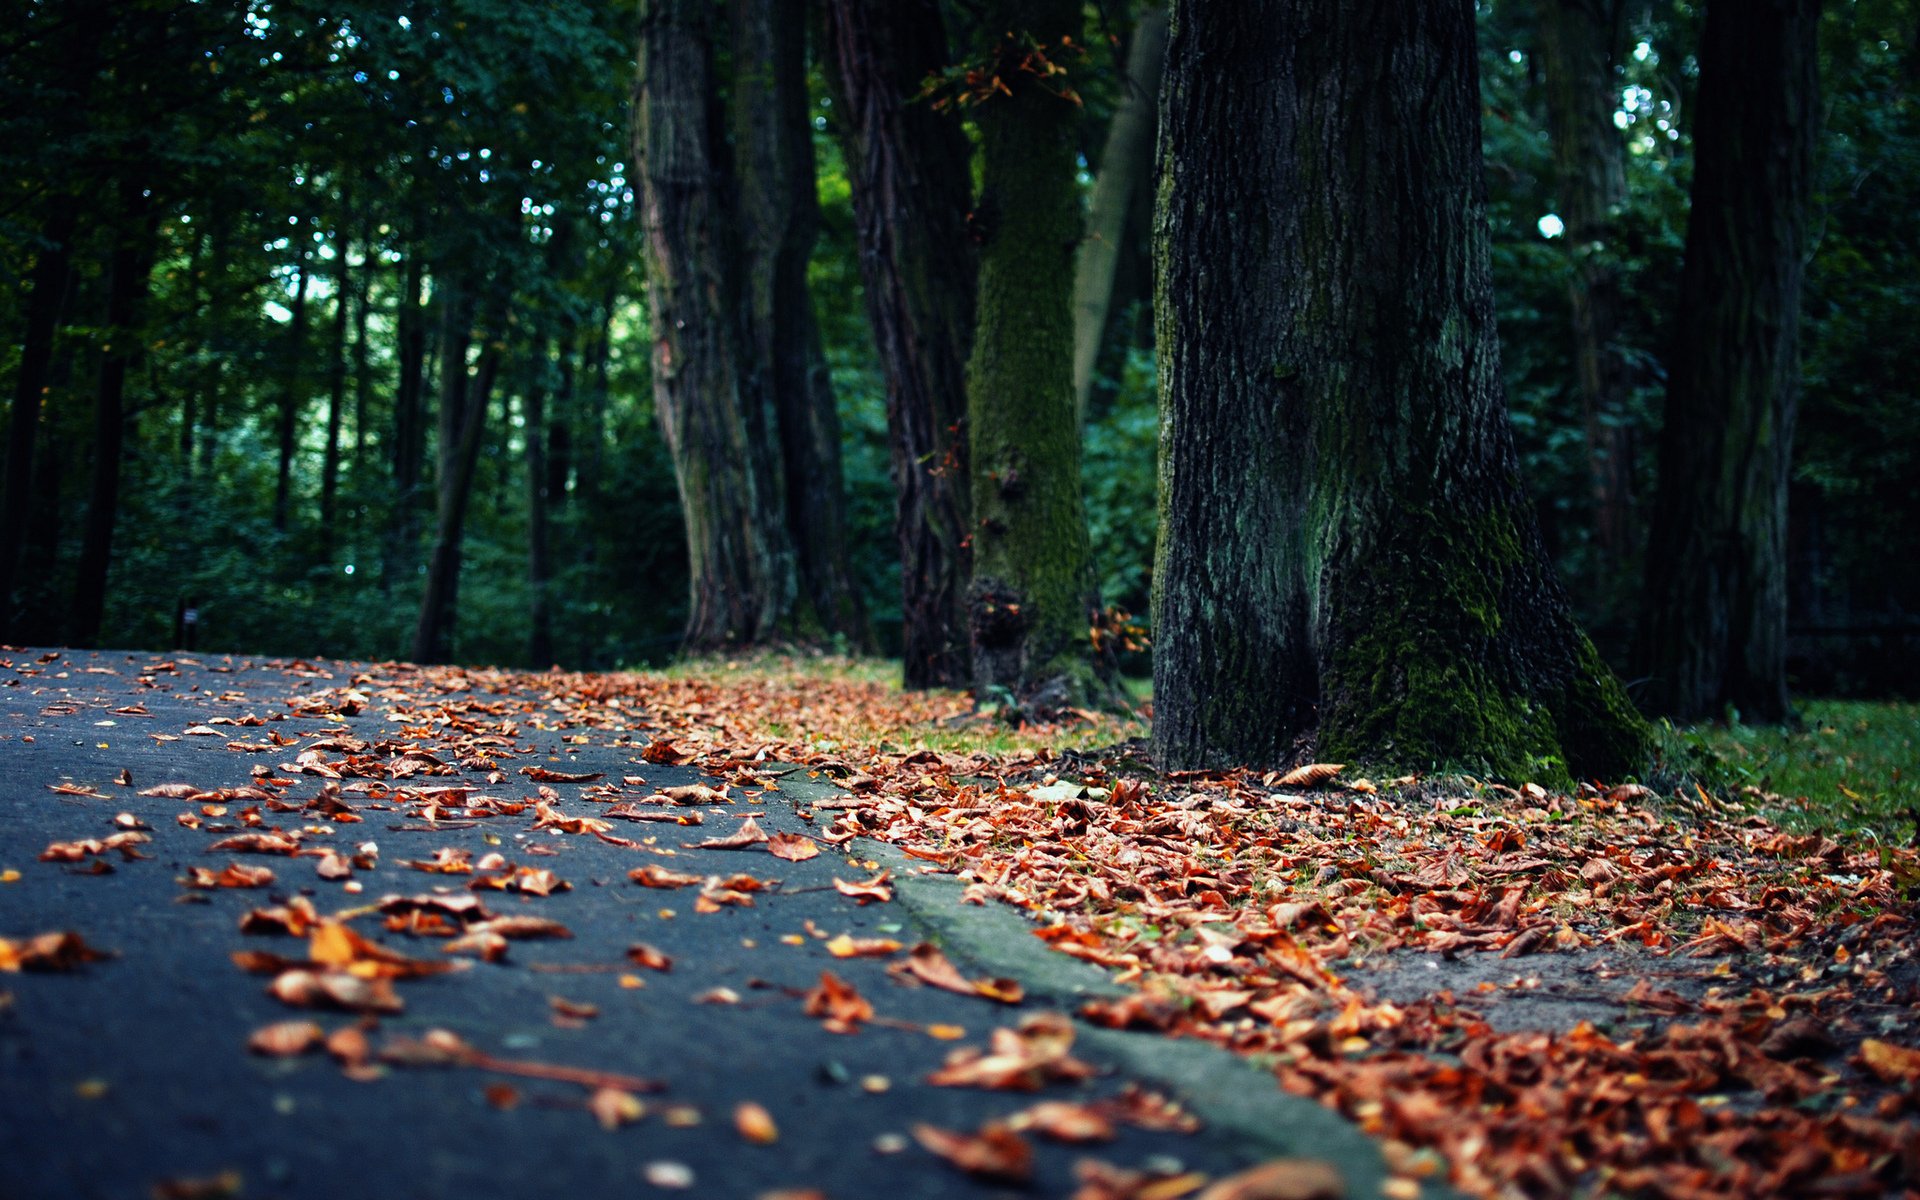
[1634,0,1820,724]
[822,0,975,687]
[965,0,1120,714]
[385,243,428,591]
[72,185,156,647]
[732,0,873,650]
[274,233,312,533]
[1152,0,1648,781]
[635,0,799,651]
[1536,0,1636,563]
[320,219,351,557]
[1072,4,1168,420]
[525,347,556,667]
[0,204,78,636]
[410,278,496,664]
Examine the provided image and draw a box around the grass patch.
[1676,699,1919,844]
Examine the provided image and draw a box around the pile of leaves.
[19,650,1918,1198]
[428,656,1920,1200]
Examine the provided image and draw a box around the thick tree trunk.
[822,0,975,687]
[1072,4,1168,420]
[733,0,873,650]
[274,238,311,533]
[1537,0,1636,563]
[635,0,798,651]
[965,0,1119,714]
[1634,0,1819,725]
[410,281,495,664]
[73,188,156,647]
[1152,0,1648,781]
[0,205,78,636]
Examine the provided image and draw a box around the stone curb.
[774,768,1455,1199]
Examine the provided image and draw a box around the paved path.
[0,649,1405,1200]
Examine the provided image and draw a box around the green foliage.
[1674,700,1920,844]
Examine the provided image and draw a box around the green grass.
[1677,699,1920,844]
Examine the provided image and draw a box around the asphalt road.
[0,648,1337,1200]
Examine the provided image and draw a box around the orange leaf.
[767,832,820,861]
[734,1100,779,1144]
[911,1120,1032,1184]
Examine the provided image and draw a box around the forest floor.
[1,649,1916,1200]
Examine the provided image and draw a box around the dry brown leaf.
[1007,1100,1115,1143]
[832,870,893,904]
[0,931,111,972]
[802,970,873,1032]
[521,766,605,783]
[928,1012,1096,1090]
[734,1100,779,1144]
[629,864,705,889]
[207,831,301,855]
[826,934,903,959]
[1859,1038,1920,1084]
[1274,763,1344,789]
[890,942,1024,1004]
[550,995,600,1021]
[684,815,770,850]
[248,1020,326,1057]
[150,1169,244,1200]
[267,968,404,1013]
[911,1120,1033,1184]
[766,832,820,861]
[471,915,574,940]
[589,1086,647,1130]
[1192,1160,1345,1200]
[627,942,673,971]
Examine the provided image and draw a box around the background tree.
[1152,0,1649,779]
[1634,0,1822,723]
[958,0,1120,713]
[821,0,976,687]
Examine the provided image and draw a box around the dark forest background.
[2,0,1915,696]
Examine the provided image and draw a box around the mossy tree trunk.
[1152,0,1649,782]
[965,0,1120,715]
[822,0,976,687]
[635,0,799,651]
[1536,0,1636,566]
[1633,0,1819,725]
[732,0,872,651]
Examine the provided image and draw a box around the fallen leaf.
[248,1021,326,1057]
[891,942,1024,1004]
[766,833,820,861]
[832,870,893,904]
[521,766,605,783]
[1274,763,1344,789]
[826,934,903,959]
[1859,1038,1920,1084]
[590,1086,646,1130]
[0,931,111,972]
[629,864,706,889]
[150,1169,244,1200]
[734,1100,779,1144]
[627,942,673,971]
[207,832,301,855]
[911,1120,1033,1184]
[642,1161,695,1189]
[267,968,404,1013]
[1192,1159,1345,1200]
[928,1012,1096,1090]
[802,970,873,1032]
[1006,1100,1115,1143]
[685,815,770,850]
[551,995,600,1021]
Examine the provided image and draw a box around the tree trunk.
[410,279,495,664]
[822,0,976,686]
[1536,0,1636,564]
[320,222,351,557]
[0,204,78,636]
[732,0,873,649]
[1072,4,1168,420]
[1634,0,1819,725]
[72,186,156,647]
[386,245,428,591]
[635,0,799,651]
[1152,0,1648,781]
[965,0,1119,714]
[273,238,311,534]
[525,348,556,667]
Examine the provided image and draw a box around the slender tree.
[963,0,1120,713]
[1072,3,1168,420]
[822,0,976,687]
[1152,0,1649,780]
[273,227,312,534]
[1536,0,1636,563]
[1633,0,1821,724]
[732,0,873,649]
[634,0,799,649]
